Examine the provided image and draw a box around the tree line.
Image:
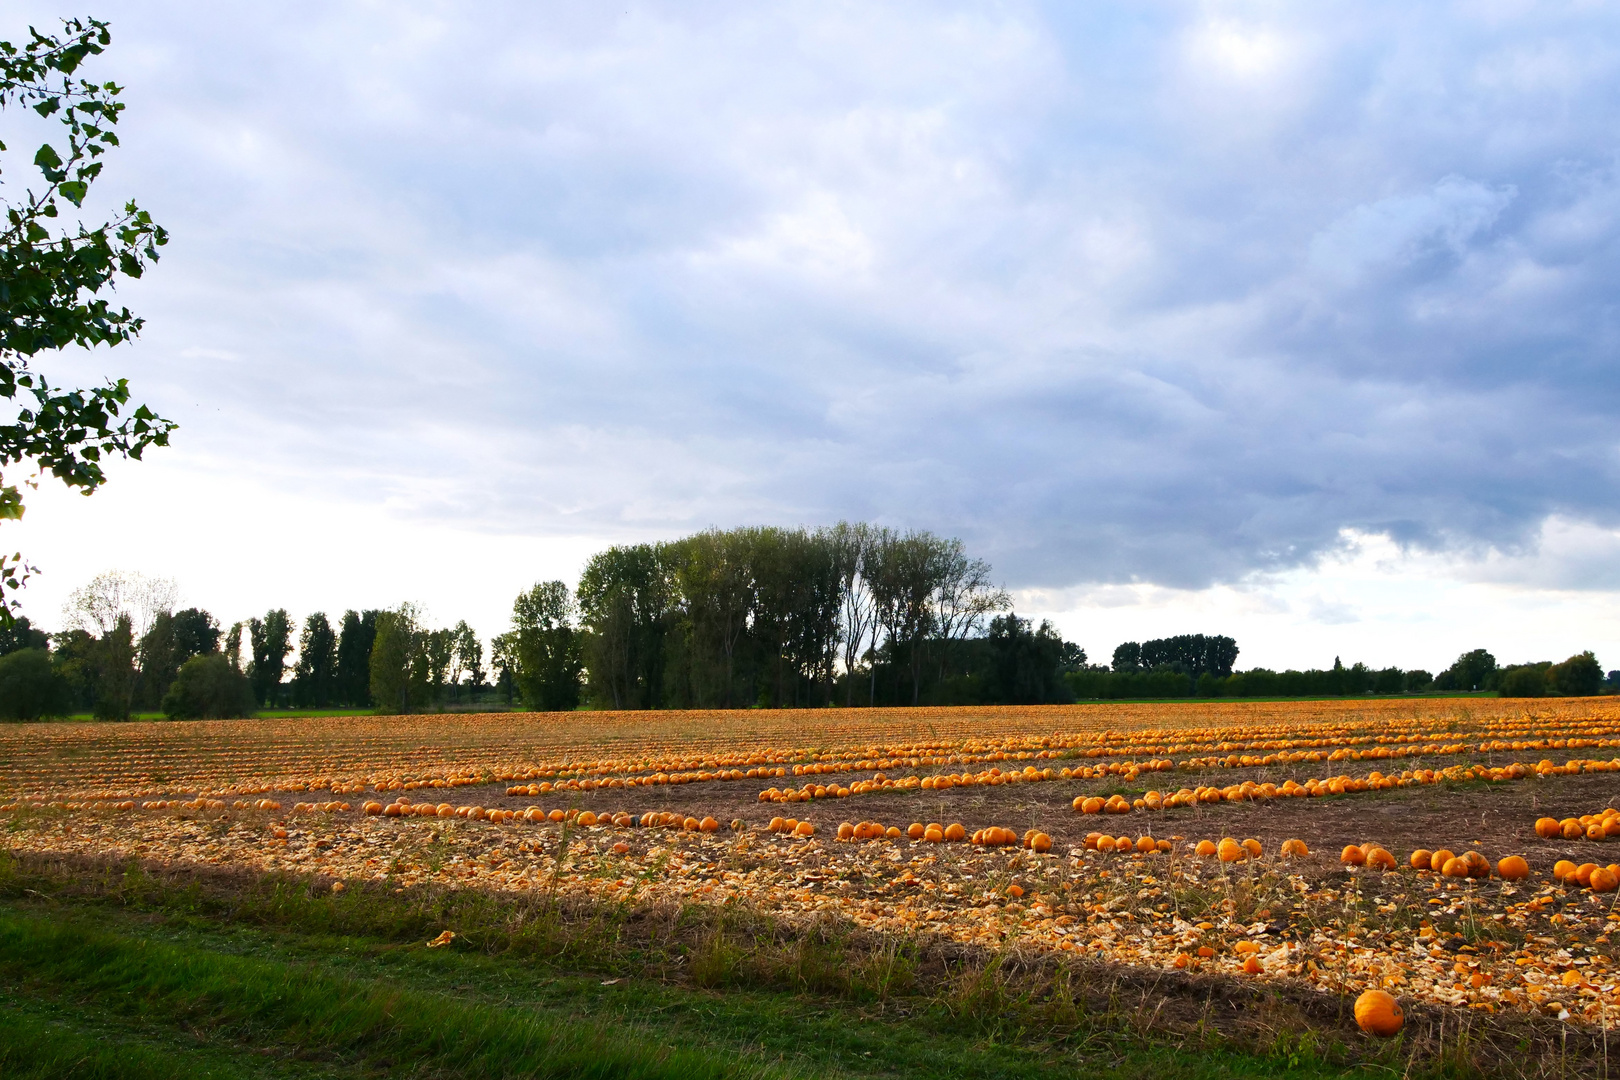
[0,542,1615,720]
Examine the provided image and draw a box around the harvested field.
[5,698,1620,1077]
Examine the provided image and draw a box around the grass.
[0,852,1380,1080]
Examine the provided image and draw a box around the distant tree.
[222,621,244,671]
[985,614,1072,704]
[513,581,583,712]
[1111,642,1142,673]
[829,522,879,707]
[291,612,338,708]
[93,612,135,719]
[0,647,69,719]
[1551,651,1603,697]
[0,614,48,655]
[1441,649,1497,692]
[62,571,175,642]
[48,628,96,710]
[136,610,178,708]
[1498,664,1549,698]
[334,609,378,707]
[451,621,483,701]
[1403,669,1433,693]
[162,653,255,719]
[369,604,425,714]
[247,609,291,707]
[490,631,518,705]
[423,626,453,706]
[1138,634,1239,679]
[170,608,220,659]
[0,20,174,621]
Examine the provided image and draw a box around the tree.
[0,613,47,655]
[577,545,674,709]
[222,621,244,671]
[513,581,583,712]
[0,20,173,621]
[247,609,290,707]
[369,603,425,714]
[170,607,219,659]
[62,569,175,641]
[985,614,1071,704]
[291,612,337,708]
[1498,664,1548,698]
[334,609,378,707]
[162,653,254,719]
[0,646,69,718]
[92,611,134,719]
[1441,649,1497,692]
[490,631,518,705]
[423,626,453,706]
[1111,641,1142,673]
[451,620,483,701]
[1137,634,1239,679]
[1551,651,1603,697]
[829,521,879,706]
[136,609,178,708]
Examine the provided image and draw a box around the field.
[3,698,1620,1079]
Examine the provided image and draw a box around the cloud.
[10,0,1620,618]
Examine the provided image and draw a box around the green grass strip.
[0,909,795,1080]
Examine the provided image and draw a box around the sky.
[8,0,1620,674]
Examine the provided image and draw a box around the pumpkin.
[1589,866,1618,893]
[1462,851,1490,878]
[1097,835,1117,853]
[1575,862,1598,886]
[885,826,902,839]
[793,821,815,837]
[1280,839,1308,858]
[1241,838,1262,858]
[549,809,566,822]
[1552,859,1578,882]
[1156,838,1172,853]
[1136,835,1156,854]
[1497,855,1529,880]
[1440,856,1469,877]
[944,823,966,842]
[1409,848,1432,870]
[1218,839,1246,863]
[699,816,719,833]
[1588,823,1606,842]
[1562,818,1583,840]
[1029,831,1053,853]
[924,824,945,842]
[1353,989,1404,1037]
[1115,834,1132,852]
[577,811,598,826]
[1340,845,1366,866]
[1079,796,1104,814]
[1429,849,1456,872]
[363,801,383,815]
[1535,817,1561,839]
[907,822,925,840]
[1365,847,1396,870]
[768,816,786,832]
[1195,839,1217,857]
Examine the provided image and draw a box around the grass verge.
[0,849,1602,1078]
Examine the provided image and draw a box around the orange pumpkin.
[1552,859,1578,882]
[1589,866,1618,893]
[1497,855,1529,880]
[1241,838,1262,859]
[1562,818,1583,840]
[1354,989,1404,1037]
[1340,845,1366,866]
[1280,839,1308,857]
[1534,817,1561,839]
[1365,847,1396,870]
[1218,838,1245,862]
[944,823,966,842]
[793,820,815,837]
[1409,849,1432,870]
[1195,839,1217,857]
[1429,849,1456,873]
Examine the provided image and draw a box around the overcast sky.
[10,1,1620,673]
